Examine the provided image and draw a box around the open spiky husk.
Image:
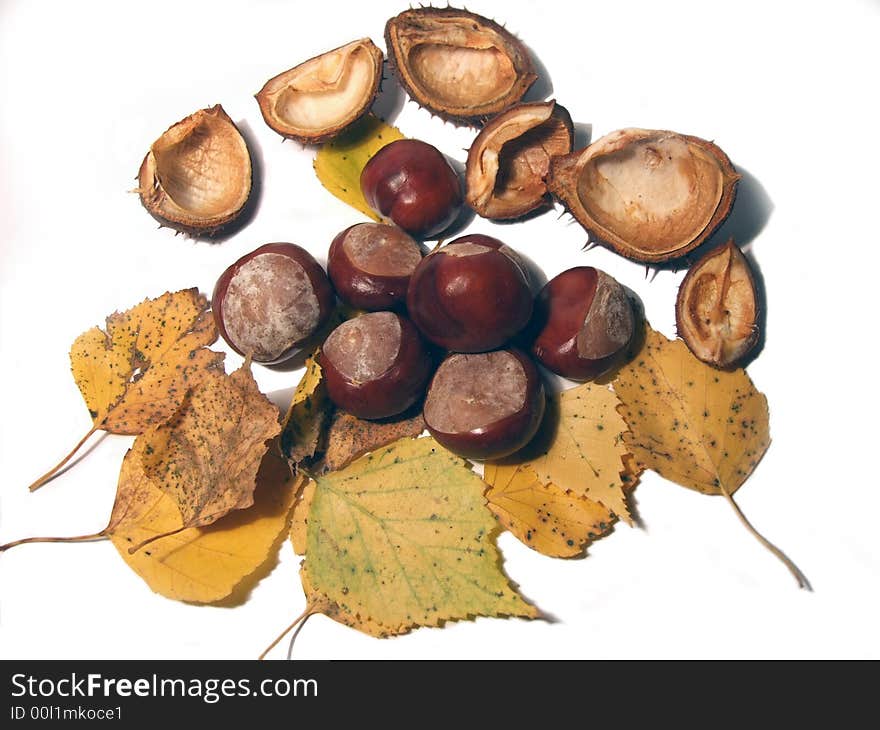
[256,38,383,144]
[385,7,537,126]
[466,100,573,219]
[137,105,252,236]
[548,128,740,263]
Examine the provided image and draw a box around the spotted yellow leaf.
[612,325,810,589]
[506,383,634,522]
[72,288,223,433]
[613,326,770,496]
[30,289,223,491]
[483,462,614,558]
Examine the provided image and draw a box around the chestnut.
[531,267,634,380]
[319,311,432,420]
[423,349,545,461]
[360,139,462,238]
[327,223,423,311]
[406,234,533,353]
[212,242,335,365]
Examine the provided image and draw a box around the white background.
[1,0,878,660]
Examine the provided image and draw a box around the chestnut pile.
[194,5,760,462]
[213,149,635,461]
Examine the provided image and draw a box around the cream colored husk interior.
[261,40,379,135]
[576,129,724,256]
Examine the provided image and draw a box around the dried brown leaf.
[279,353,331,468]
[140,362,281,532]
[315,408,426,474]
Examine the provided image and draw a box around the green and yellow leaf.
[300,436,538,636]
[290,478,316,557]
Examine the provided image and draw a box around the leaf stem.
[28,426,100,492]
[286,612,315,660]
[0,531,107,554]
[720,486,812,590]
[127,525,189,555]
[259,605,317,660]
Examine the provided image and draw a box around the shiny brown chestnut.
[406,234,533,353]
[213,242,335,365]
[423,349,545,460]
[327,223,423,310]
[531,267,634,380]
[360,139,462,238]
[319,311,432,420]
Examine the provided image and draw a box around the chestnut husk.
[137,105,253,236]
[675,238,759,369]
[255,38,383,144]
[466,100,574,220]
[385,7,537,126]
[548,128,740,263]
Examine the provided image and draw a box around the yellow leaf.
[612,326,810,589]
[69,328,133,427]
[108,443,300,604]
[301,436,538,636]
[613,326,770,496]
[279,353,331,467]
[313,114,405,220]
[71,288,223,433]
[506,383,634,522]
[141,363,281,532]
[483,463,614,558]
[290,478,315,557]
[29,289,224,491]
